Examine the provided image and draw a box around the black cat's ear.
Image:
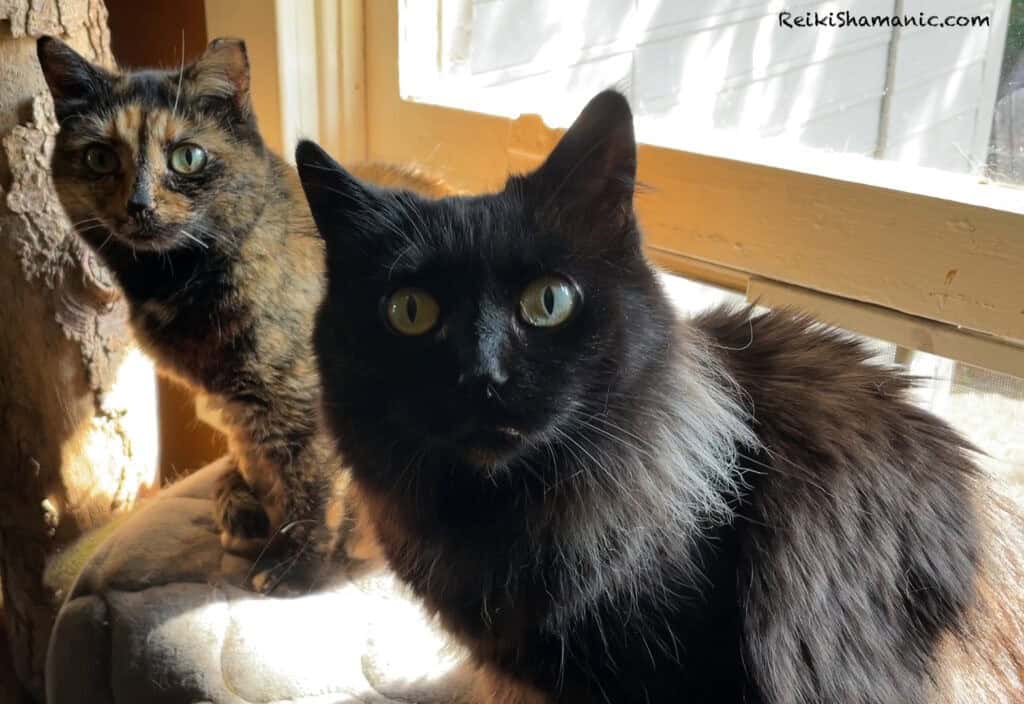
[296,139,382,251]
[189,37,251,114]
[37,36,112,104]
[529,90,636,222]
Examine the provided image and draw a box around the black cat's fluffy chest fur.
[299,91,1021,703]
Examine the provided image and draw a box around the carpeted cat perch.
[46,458,465,703]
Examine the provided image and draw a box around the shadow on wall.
[437,0,1003,173]
[988,0,1024,184]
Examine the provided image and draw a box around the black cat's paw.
[215,468,270,556]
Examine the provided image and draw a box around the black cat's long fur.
[299,92,1022,703]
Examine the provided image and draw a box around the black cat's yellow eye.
[520,275,580,328]
[170,143,208,175]
[385,288,440,336]
[83,145,119,175]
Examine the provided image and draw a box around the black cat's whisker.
[387,243,417,278]
[395,193,432,246]
[547,427,606,497]
[376,210,416,248]
[578,406,662,445]
[393,446,428,503]
[298,182,359,200]
[297,161,348,175]
[568,429,651,511]
[516,461,547,494]
[571,414,653,458]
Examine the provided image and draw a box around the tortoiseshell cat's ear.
[295,139,384,255]
[528,89,637,226]
[189,37,251,114]
[36,36,113,106]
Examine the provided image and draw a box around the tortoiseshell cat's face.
[38,37,266,252]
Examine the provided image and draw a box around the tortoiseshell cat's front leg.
[240,439,382,594]
[214,465,271,556]
[197,393,276,556]
[247,489,379,595]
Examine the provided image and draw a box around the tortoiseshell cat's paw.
[248,520,362,596]
[248,532,324,596]
[215,467,270,556]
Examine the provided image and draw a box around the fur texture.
[38,36,445,579]
[301,90,1024,703]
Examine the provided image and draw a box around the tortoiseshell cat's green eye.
[83,145,119,175]
[385,288,440,336]
[170,143,208,175]
[520,275,579,328]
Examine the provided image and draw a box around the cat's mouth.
[115,220,187,251]
[458,425,527,467]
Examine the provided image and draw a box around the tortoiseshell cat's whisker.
[245,518,319,586]
[171,30,185,119]
[94,231,114,253]
[74,224,106,235]
[178,229,208,249]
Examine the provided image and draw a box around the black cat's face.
[303,92,667,469]
[37,36,266,253]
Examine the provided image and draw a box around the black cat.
[298,91,1024,703]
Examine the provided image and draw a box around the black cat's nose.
[458,367,509,390]
[458,358,509,404]
[459,302,510,397]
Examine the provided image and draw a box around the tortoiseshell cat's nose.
[127,192,155,218]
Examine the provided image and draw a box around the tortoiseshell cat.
[299,91,1024,702]
[37,36,446,580]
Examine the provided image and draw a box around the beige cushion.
[46,458,466,703]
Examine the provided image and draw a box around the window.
[402,0,1017,182]
[344,1,1024,377]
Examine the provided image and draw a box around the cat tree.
[0,0,158,698]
